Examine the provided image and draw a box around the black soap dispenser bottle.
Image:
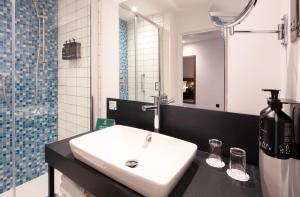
[259,89,293,159]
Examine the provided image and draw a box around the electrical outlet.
[109,100,117,110]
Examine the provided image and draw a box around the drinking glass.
[227,147,249,181]
[229,147,246,172]
[206,139,225,168]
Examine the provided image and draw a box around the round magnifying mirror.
[209,0,257,28]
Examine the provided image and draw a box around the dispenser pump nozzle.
[262,89,280,100]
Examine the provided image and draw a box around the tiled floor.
[0,170,62,197]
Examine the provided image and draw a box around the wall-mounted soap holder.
[62,38,81,60]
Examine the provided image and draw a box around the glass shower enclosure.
[119,4,161,103]
[0,0,92,196]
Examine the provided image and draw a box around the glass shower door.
[13,0,58,196]
[0,0,58,195]
[136,16,160,103]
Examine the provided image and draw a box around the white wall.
[226,0,300,197]
[227,0,281,115]
[57,0,91,139]
[99,0,120,117]
[183,38,224,111]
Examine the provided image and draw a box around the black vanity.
[45,98,262,197]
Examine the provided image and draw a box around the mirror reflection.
[119,5,160,103]
[182,31,224,110]
[209,0,257,28]
[119,0,225,111]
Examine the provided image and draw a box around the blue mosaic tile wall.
[0,0,58,193]
[119,19,128,100]
[0,0,13,192]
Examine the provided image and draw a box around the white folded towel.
[60,175,95,197]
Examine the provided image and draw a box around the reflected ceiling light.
[131,6,138,12]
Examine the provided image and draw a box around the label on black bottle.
[279,122,293,155]
[260,127,272,152]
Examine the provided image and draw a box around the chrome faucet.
[142,96,160,132]
[142,96,175,132]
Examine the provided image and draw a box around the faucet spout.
[142,105,157,111]
[141,95,176,133]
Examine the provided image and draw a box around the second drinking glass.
[206,139,225,168]
[226,147,250,181]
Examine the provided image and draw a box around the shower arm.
[33,0,47,65]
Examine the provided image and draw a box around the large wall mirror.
[119,4,161,103]
[118,0,226,111]
[182,31,225,110]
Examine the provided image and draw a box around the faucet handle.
[158,94,175,105]
[149,96,160,104]
[167,98,175,105]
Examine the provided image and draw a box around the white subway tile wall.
[58,0,91,139]
[127,15,162,102]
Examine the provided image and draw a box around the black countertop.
[45,134,262,197]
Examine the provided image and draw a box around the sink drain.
[126,160,138,168]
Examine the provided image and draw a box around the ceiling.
[119,6,135,21]
[122,0,210,16]
[182,31,223,44]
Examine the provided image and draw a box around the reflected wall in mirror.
[209,0,257,28]
[119,5,160,103]
[182,31,225,111]
[118,0,225,111]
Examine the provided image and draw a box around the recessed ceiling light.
[182,40,186,44]
[131,6,138,12]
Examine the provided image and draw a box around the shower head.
[32,0,39,16]
[32,0,48,19]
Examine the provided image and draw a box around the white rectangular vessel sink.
[69,125,197,197]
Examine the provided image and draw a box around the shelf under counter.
[45,133,262,197]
